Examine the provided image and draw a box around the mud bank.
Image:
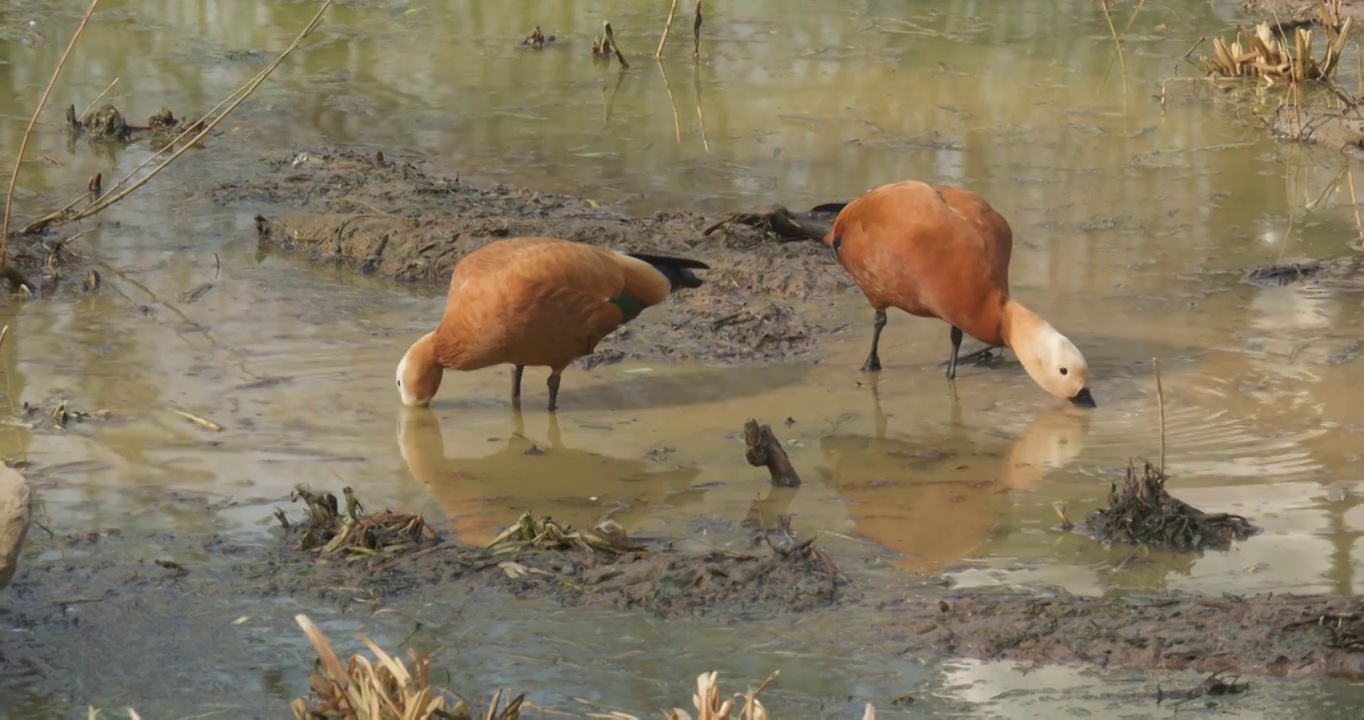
[1243,0,1364,26]
[230,148,854,365]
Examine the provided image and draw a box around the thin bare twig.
[1153,358,1166,473]
[78,76,120,123]
[1,0,102,274]
[656,0,680,57]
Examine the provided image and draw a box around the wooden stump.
[743,419,801,487]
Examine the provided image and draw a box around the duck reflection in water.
[397,407,703,545]
[812,377,1092,572]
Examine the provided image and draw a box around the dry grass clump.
[281,485,440,559]
[664,671,776,720]
[290,614,523,720]
[487,512,644,555]
[663,672,877,720]
[1198,1,1351,85]
[289,617,880,719]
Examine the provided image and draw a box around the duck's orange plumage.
[397,236,708,411]
[821,180,1095,406]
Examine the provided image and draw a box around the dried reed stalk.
[657,0,681,57]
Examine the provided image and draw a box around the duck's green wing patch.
[608,291,648,323]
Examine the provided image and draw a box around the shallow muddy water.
[5,0,1364,716]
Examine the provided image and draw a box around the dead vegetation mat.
[266,485,850,616]
[1081,461,1261,551]
[225,148,853,364]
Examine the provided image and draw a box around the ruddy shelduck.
[396,236,709,411]
[818,180,1096,407]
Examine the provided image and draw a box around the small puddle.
[4,0,1364,716]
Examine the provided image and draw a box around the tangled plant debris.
[1082,460,1261,552]
[280,485,440,561]
[486,511,644,555]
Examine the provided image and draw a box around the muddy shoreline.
[6,495,1364,716]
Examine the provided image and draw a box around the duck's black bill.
[1069,387,1096,408]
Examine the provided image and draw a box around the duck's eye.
[397,379,402,388]
[1059,367,1069,376]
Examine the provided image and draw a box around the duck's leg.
[946,326,964,380]
[510,364,525,399]
[546,370,563,412]
[860,309,888,372]
[942,343,1004,369]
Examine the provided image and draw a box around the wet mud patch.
[1080,461,1261,551]
[229,148,852,364]
[265,488,850,616]
[892,589,1364,677]
[1270,104,1364,155]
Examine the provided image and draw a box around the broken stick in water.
[743,419,801,487]
[692,0,704,58]
[603,21,629,68]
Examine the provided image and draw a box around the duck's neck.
[999,298,1044,351]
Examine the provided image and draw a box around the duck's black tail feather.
[809,202,850,215]
[628,252,709,290]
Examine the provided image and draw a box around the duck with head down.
[817,180,1096,407]
[396,236,709,412]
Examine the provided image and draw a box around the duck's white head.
[396,332,443,407]
[1008,308,1095,407]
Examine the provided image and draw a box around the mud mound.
[226,148,850,364]
[446,539,846,616]
[1082,461,1260,552]
[268,495,849,617]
